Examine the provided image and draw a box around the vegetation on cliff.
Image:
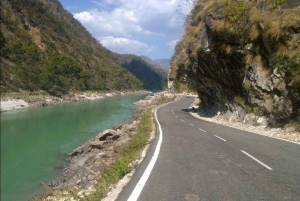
[170,0,300,125]
[1,0,144,96]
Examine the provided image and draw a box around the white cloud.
[70,0,195,59]
[65,5,79,12]
[99,36,156,56]
[73,0,187,38]
[166,39,179,49]
[91,0,121,10]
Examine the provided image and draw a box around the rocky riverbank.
[0,90,149,112]
[34,92,177,201]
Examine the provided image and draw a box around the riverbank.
[32,92,177,201]
[1,90,149,112]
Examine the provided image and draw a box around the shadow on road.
[181,108,190,112]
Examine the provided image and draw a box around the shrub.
[224,1,249,22]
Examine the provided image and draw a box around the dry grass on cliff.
[192,43,202,60]
[249,7,300,41]
[194,0,224,22]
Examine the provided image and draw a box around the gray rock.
[87,175,95,181]
[85,156,96,166]
[89,141,104,149]
[97,129,118,141]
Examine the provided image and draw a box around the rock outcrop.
[170,0,300,126]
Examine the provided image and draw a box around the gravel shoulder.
[189,97,300,143]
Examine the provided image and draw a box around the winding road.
[117,96,300,201]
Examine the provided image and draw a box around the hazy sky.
[58,0,192,60]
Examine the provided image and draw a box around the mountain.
[154,59,171,71]
[170,0,300,126]
[114,54,168,91]
[0,0,143,96]
[140,56,170,72]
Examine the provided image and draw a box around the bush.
[224,1,249,22]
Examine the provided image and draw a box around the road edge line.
[214,135,227,141]
[188,101,300,146]
[127,105,164,200]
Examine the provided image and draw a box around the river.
[1,94,147,201]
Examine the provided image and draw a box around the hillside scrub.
[1,0,143,95]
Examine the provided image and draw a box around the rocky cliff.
[170,0,300,127]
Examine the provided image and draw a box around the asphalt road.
[116,97,300,201]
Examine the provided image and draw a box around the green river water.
[1,94,147,201]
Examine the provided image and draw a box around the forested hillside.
[0,0,143,96]
[114,54,168,91]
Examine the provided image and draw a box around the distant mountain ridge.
[0,0,148,95]
[140,56,170,72]
[114,54,168,91]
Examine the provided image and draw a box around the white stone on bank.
[1,99,29,112]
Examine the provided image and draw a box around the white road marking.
[188,101,300,146]
[176,116,178,118]
[127,108,164,201]
[241,150,273,170]
[190,123,194,126]
[199,128,207,132]
[181,119,185,122]
[214,135,226,141]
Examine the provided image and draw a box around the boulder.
[97,129,118,141]
[89,141,104,149]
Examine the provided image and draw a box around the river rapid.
[1,94,147,201]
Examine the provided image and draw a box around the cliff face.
[1,0,143,95]
[170,0,300,125]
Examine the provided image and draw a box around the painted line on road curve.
[176,116,178,118]
[181,119,185,122]
[127,107,164,201]
[214,135,226,141]
[241,150,273,170]
[199,128,207,132]
[190,123,194,126]
[188,102,300,146]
